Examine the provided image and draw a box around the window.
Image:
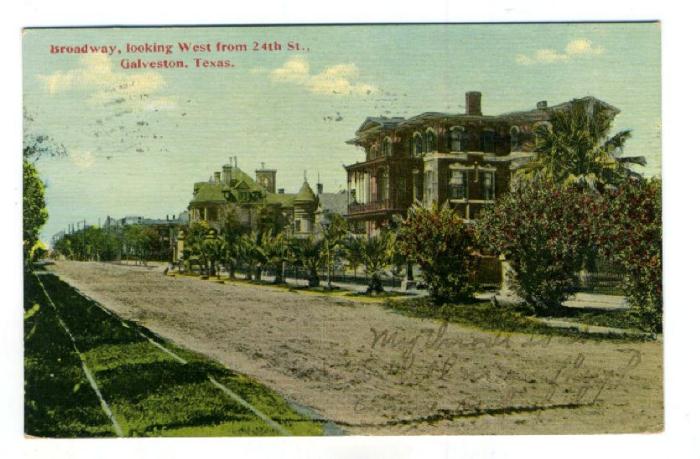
[424,170,433,203]
[381,137,392,157]
[449,170,468,199]
[510,126,520,150]
[450,127,467,152]
[369,144,378,160]
[481,171,495,200]
[377,168,389,201]
[425,129,437,153]
[412,171,423,202]
[295,220,301,232]
[412,133,423,156]
[481,130,495,153]
[396,176,407,201]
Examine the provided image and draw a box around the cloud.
[38,54,172,111]
[270,56,377,96]
[516,39,604,65]
[69,150,96,170]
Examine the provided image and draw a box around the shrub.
[397,203,479,304]
[595,178,662,332]
[476,178,599,314]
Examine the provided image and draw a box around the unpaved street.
[48,261,663,435]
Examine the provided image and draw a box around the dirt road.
[48,261,663,435]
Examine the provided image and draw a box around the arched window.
[412,133,423,157]
[381,137,392,157]
[450,126,467,152]
[510,126,520,151]
[425,129,437,153]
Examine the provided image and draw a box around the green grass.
[384,297,650,342]
[24,271,325,437]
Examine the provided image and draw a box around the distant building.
[102,212,189,228]
[344,92,619,234]
[187,159,347,238]
[97,213,186,261]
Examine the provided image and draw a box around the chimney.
[537,100,548,110]
[278,188,285,194]
[465,91,482,116]
[214,171,221,184]
[317,183,324,195]
[222,164,232,185]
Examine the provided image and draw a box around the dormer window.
[425,129,437,153]
[412,133,424,157]
[450,126,467,152]
[481,130,495,153]
[510,126,520,150]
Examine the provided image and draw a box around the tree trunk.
[254,266,262,282]
[228,262,236,280]
[308,269,320,288]
[273,262,285,284]
[366,273,384,296]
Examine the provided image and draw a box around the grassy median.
[24,271,325,437]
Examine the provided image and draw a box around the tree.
[320,212,348,289]
[256,204,288,236]
[397,202,479,304]
[23,109,67,269]
[290,237,324,288]
[518,98,646,191]
[260,230,290,284]
[23,160,48,269]
[342,235,364,280]
[594,178,662,332]
[242,231,269,281]
[220,209,246,279]
[350,232,393,295]
[476,178,600,314]
[200,229,225,277]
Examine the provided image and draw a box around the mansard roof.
[347,96,619,145]
[191,182,227,204]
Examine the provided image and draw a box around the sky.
[22,23,661,243]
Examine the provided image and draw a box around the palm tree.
[220,209,245,279]
[319,212,349,289]
[518,98,646,191]
[342,235,364,281]
[290,237,324,288]
[261,231,290,284]
[351,232,393,295]
[236,233,257,280]
[242,231,267,281]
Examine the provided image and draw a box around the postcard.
[22,23,662,437]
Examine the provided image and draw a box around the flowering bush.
[595,178,662,332]
[476,178,600,314]
[397,203,479,304]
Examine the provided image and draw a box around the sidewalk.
[248,272,627,310]
[251,272,429,297]
[475,291,629,311]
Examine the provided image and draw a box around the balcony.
[347,199,394,216]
